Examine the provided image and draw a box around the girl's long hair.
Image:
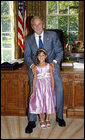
[35,48,49,65]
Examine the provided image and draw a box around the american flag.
[18,1,27,52]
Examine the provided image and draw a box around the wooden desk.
[1,64,84,118]
[61,70,84,118]
[1,65,29,116]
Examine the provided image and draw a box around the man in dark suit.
[24,16,66,133]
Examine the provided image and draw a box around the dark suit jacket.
[24,30,63,70]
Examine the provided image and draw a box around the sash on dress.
[37,73,51,79]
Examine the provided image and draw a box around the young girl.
[29,48,56,128]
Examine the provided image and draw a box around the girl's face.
[37,52,47,63]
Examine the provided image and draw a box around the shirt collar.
[35,30,44,38]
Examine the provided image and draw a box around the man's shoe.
[56,117,66,127]
[25,121,36,133]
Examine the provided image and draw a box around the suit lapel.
[43,31,50,49]
[31,34,38,52]
[31,31,50,52]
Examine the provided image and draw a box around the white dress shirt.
[34,31,44,48]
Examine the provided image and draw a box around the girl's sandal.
[46,120,51,128]
[40,120,46,129]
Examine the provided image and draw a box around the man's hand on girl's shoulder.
[30,92,34,99]
[50,62,55,72]
[31,64,37,75]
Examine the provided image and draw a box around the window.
[46,1,79,44]
[1,1,14,63]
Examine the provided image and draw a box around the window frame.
[46,1,79,44]
[1,1,14,63]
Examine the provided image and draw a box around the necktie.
[39,36,43,48]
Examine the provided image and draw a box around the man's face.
[32,19,44,35]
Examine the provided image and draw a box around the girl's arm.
[49,64,55,95]
[31,70,37,98]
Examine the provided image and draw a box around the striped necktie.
[39,36,43,48]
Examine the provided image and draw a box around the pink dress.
[29,64,56,114]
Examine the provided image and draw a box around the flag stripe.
[18,32,22,39]
[18,27,23,37]
[18,16,23,25]
[18,21,23,30]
